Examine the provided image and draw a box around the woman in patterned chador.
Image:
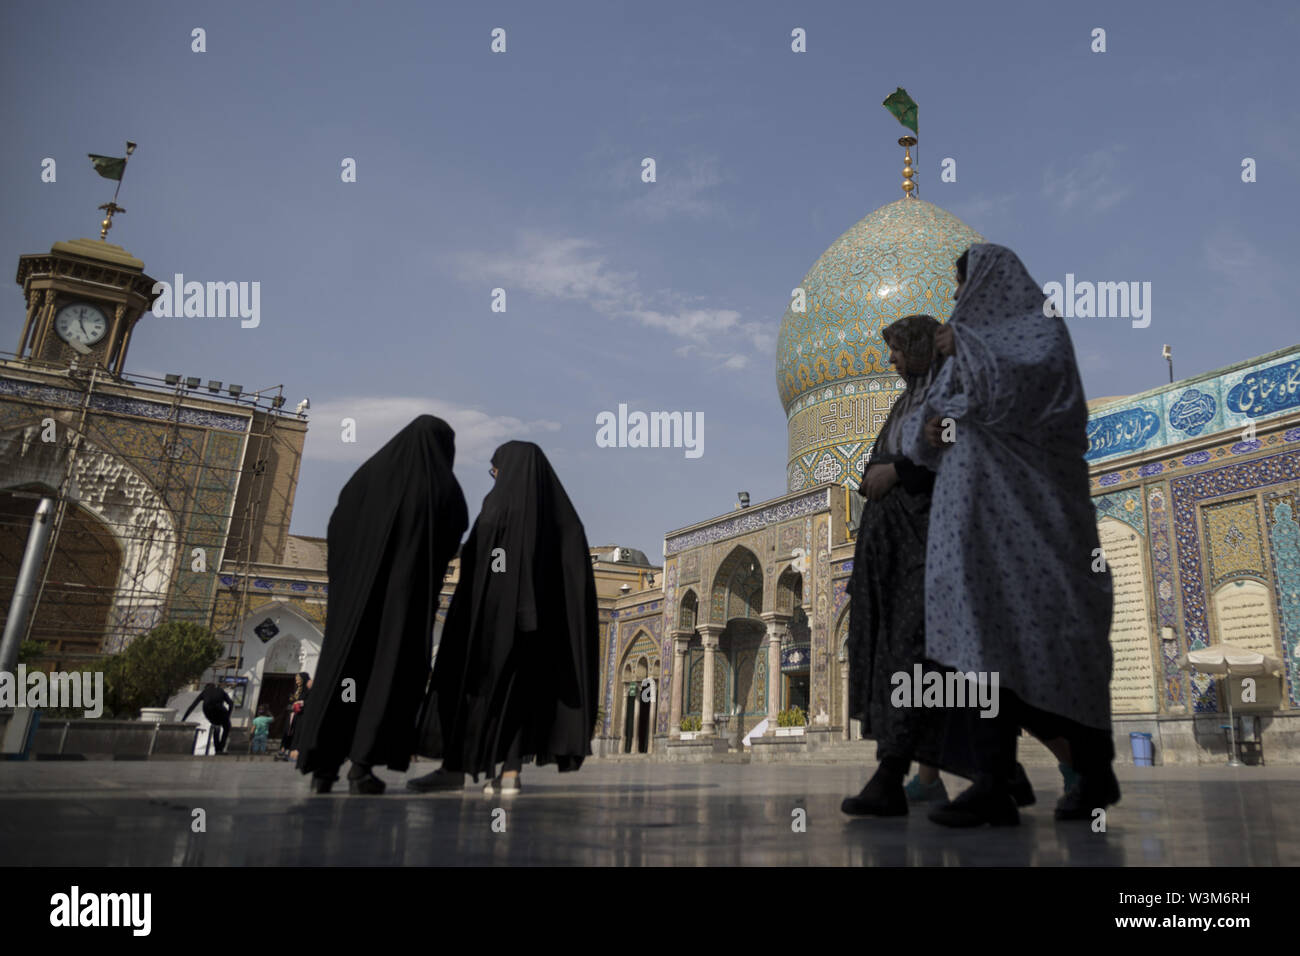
[902,244,1117,827]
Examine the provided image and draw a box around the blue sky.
[4,0,1296,557]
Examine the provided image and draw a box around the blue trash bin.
[1129,731,1154,766]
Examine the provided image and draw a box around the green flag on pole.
[882,88,918,134]
[88,154,126,181]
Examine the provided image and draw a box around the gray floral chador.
[901,244,1115,731]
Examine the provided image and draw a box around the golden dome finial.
[899,136,917,198]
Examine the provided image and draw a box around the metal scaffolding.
[0,353,288,672]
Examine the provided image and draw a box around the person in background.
[277,671,310,761]
[250,705,273,754]
[182,683,234,754]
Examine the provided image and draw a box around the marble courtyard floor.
[1,758,1296,866]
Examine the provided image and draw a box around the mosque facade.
[595,192,1300,766]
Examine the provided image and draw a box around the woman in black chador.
[294,416,468,794]
[408,441,599,795]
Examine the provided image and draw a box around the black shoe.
[309,774,336,794]
[841,770,907,817]
[1054,765,1120,820]
[348,771,386,795]
[1010,763,1036,807]
[928,780,1020,828]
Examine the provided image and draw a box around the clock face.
[54,302,109,346]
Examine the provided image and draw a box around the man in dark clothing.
[183,683,235,754]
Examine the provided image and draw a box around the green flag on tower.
[882,88,918,134]
[88,154,126,181]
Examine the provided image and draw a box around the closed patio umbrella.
[1181,644,1283,766]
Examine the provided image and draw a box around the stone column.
[699,624,724,735]
[648,674,658,753]
[632,690,642,753]
[669,630,690,737]
[840,653,850,741]
[761,614,788,734]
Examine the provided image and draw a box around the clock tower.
[14,237,157,375]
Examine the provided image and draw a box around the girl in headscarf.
[294,416,468,794]
[408,441,599,795]
[902,244,1117,826]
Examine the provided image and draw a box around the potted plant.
[775,707,806,736]
[679,714,702,739]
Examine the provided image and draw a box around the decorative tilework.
[665,487,830,556]
[1263,495,1300,707]
[0,376,250,432]
[1094,489,1146,534]
[1170,450,1300,712]
[812,515,831,720]
[777,199,983,492]
[1169,388,1217,437]
[709,544,763,625]
[1085,347,1300,465]
[776,198,982,410]
[832,576,849,617]
[1087,407,1162,460]
[1145,486,1186,711]
[1225,356,1300,417]
[1203,498,1266,585]
[678,551,700,584]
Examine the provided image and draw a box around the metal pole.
[0,497,58,676]
[1225,667,1241,767]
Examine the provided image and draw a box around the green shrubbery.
[777,707,805,728]
[101,622,222,718]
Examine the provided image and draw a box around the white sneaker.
[484,775,521,796]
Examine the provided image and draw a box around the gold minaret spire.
[899,135,917,199]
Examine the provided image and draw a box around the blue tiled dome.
[778,198,983,492]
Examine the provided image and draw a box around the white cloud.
[1043,147,1131,215]
[449,233,765,370]
[303,396,560,464]
[947,191,1016,229]
[626,307,743,343]
[626,154,725,222]
[1201,228,1285,314]
[453,234,641,312]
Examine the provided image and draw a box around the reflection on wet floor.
[1,761,1295,866]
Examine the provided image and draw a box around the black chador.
[294,416,467,794]
[414,441,599,782]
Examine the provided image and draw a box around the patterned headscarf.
[902,242,1089,465]
[872,314,942,461]
[882,314,941,375]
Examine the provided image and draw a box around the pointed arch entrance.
[618,630,661,754]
